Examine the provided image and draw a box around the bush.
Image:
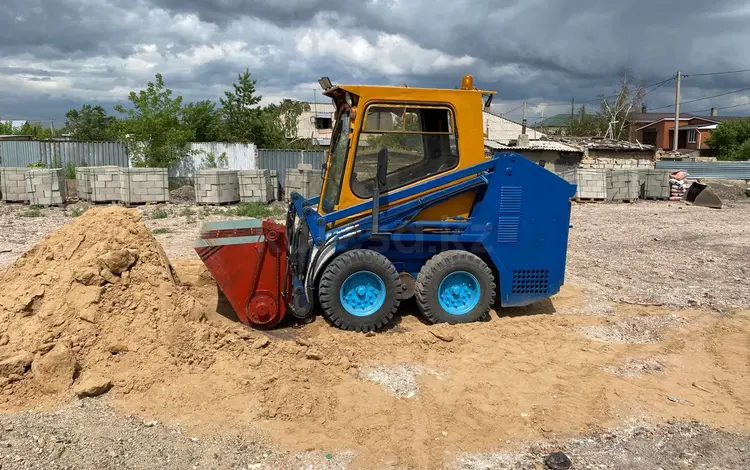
[69,207,86,217]
[151,227,171,234]
[65,162,76,179]
[179,206,195,217]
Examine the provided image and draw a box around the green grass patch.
[21,205,43,218]
[228,202,275,218]
[151,227,171,235]
[179,206,196,217]
[69,207,86,218]
[150,208,169,220]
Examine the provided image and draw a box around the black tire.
[415,250,496,324]
[318,249,402,332]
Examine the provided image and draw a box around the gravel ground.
[0,399,355,470]
[455,420,750,470]
[567,200,750,311]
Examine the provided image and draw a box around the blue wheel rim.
[438,271,481,315]
[340,271,386,317]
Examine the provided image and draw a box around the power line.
[648,86,750,111]
[684,68,750,78]
[643,77,676,101]
[681,101,750,114]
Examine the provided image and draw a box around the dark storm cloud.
[1,0,750,120]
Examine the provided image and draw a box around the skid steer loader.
[195,76,577,332]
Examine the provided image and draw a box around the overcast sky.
[2,0,750,124]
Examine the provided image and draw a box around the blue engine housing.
[289,152,576,309]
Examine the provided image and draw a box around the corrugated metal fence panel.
[655,161,750,180]
[0,141,127,168]
[170,142,258,178]
[0,141,40,167]
[257,149,325,186]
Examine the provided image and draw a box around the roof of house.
[553,136,656,151]
[636,115,719,131]
[532,114,573,128]
[484,139,580,152]
[629,112,695,122]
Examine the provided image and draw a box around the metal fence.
[0,141,128,168]
[258,149,325,186]
[655,161,750,180]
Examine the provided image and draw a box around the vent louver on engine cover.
[497,186,522,244]
[512,270,550,294]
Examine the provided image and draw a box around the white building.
[482,111,544,144]
[292,102,543,147]
[295,101,337,147]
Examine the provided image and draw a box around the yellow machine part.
[320,80,493,224]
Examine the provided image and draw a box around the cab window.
[350,104,458,198]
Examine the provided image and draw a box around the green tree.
[65,104,119,141]
[115,73,193,167]
[220,69,264,144]
[0,121,13,134]
[264,99,314,149]
[182,100,223,142]
[705,118,750,161]
[568,106,609,137]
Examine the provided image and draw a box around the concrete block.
[606,170,640,201]
[560,169,606,200]
[1,168,31,202]
[25,168,65,205]
[119,168,168,204]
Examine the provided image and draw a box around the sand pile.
[0,206,237,404]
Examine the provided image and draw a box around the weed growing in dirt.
[20,205,43,217]
[229,202,274,218]
[151,209,169,220]
[186,215,196,224]
[69,207,86,218]
[179,207,195,217]
[151,227,171,234]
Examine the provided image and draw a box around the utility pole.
[673,71,681,151]
[540,106,545,134]
[571,97,575,119]
[50,119,55,137]
[521,101,527,135]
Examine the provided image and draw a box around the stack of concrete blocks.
[119,168,169,205]
[25,168,66,206]
[195,169,240,205]
[238,169,273,203]
[0,168,30,203]
[285,164,323,201]
[640,169,670,200]
[560,169,607,200]
[76,167,91,200]
[76,166,121,202]
[606,170,640,202]
[269,170,279,201]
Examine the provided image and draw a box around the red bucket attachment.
[195,218,289,328]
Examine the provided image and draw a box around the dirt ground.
[0,198,749,469]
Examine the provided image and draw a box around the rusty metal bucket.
[685,182,722,209]
[194,218,290,328]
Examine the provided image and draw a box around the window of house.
[687,129,697,143]
[350,104,458,198]
[315,116,333,130]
